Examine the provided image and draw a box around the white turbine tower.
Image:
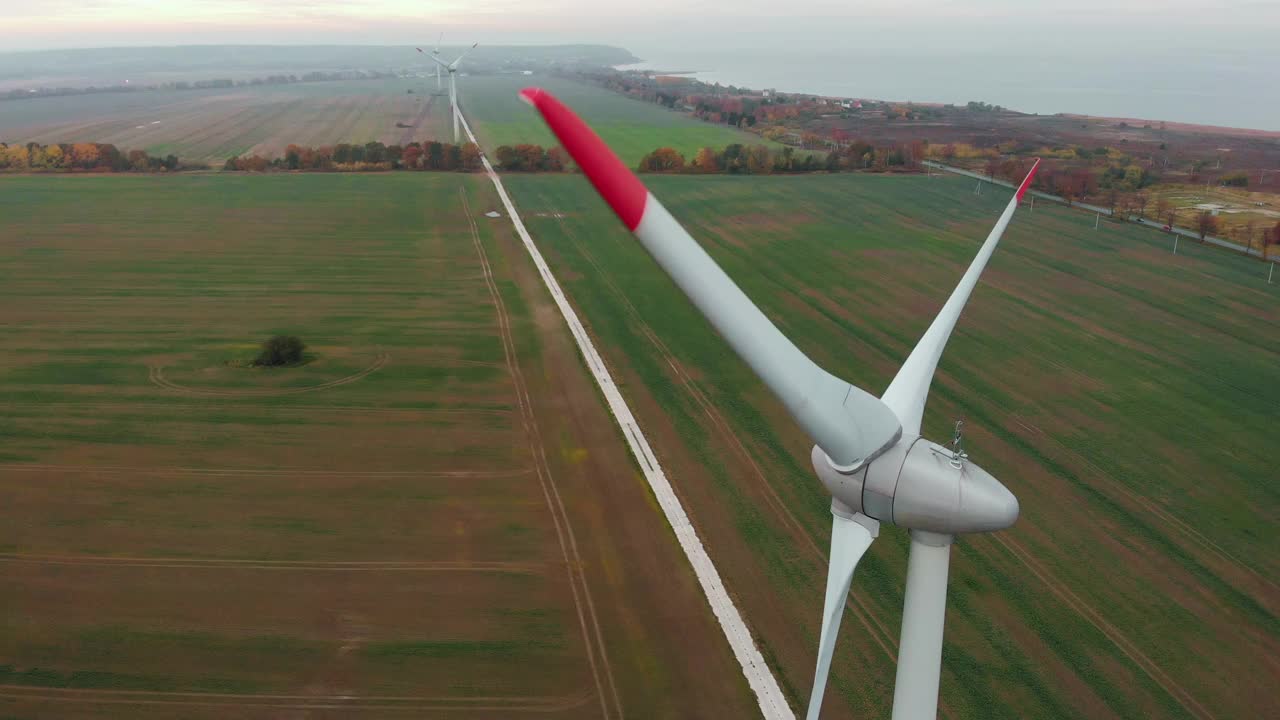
[421,42,477,143]
[433,34,443,92]
[520,88,1041,720]
[413,44,440,92]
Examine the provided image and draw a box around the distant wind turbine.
[417,42,478,143]
[431,34,443,92]
[413,38,444,93]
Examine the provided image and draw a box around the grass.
[0,171,761,718]
[502,171,1278,720]
[0,172,582,703]
[460,74,784,165]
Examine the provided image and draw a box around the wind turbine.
[418,42,477,143]
[519,87,1040,720]
[413,34,445,92]
[433,34,443,92]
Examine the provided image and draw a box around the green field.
[460,73,784,165]
[0,173,758,718]
[503,171,1280,719]
[2,162,1274,719]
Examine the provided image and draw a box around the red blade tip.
[1015,158,1042,203]
[518,87,648,231]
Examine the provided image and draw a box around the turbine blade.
[450,42,478,70]
[429,55,451,70]
[881,159,1040,435]
[518,87,901,470]
[807,510,876,720]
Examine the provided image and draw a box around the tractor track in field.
[398,93,437,147]
[0,684,596,713]
[147,352,388,397]
[459,188,624,720]
[987,533,1217,720]
[4,402,514,418]
[0,463,534,480]
[0,554,548,573]
[983,245,1277,592]
[1010,414,1278,600]
[547,214,955,718]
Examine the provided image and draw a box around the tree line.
[224,140,484,172]
[637,144,828,174]
[0,142,179,172]
[493,145,568,172]
[635,141,927,175]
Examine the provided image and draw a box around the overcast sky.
[4,1,1277,52]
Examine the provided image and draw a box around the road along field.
[0,173,759,718]
[0,78,454,166]
[459,74,783,166]
[502,171,1279,720]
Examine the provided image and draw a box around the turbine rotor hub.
[812,432,1019,535]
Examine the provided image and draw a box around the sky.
[5,1,1277,50]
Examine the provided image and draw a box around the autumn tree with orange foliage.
[1,142,175,172]
[638,147,685,172]
[461,143,484,171]
[692,147,719,173]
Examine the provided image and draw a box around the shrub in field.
[254,335,306,367]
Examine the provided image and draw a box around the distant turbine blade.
[435,32,442,54]
[880,159,1040,434]
[415,47,424,53]
[450,42,478,70]
[519,87,901,470]
[429,54,452,71]
[807,510,876,720]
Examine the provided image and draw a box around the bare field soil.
[0,79,455,165]
[2,74,778,168]
[504,172,1279,720]
[0,174,757,718]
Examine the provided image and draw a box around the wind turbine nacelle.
[811,438,1018,535]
